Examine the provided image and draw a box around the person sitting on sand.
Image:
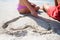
[42,0,60,21]
[2,0,40,29]
[17,0,40,17]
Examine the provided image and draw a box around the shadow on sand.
[29,16,60,35]
[2,11,60,35]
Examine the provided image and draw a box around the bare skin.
[18,0,40,17]
[55,0,60,6]
[42,0,60,12]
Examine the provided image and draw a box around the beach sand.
[0,0,60,40]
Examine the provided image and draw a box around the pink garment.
[17,4,27,10]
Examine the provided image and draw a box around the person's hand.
[31,12,38,17]
[31,4,36,7]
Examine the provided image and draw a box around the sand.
[0,0,60,40]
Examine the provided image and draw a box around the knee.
[43,4,50,12]
[34,6,40,11]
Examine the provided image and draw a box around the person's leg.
[57,0,60,5]
[30,3,40,11]
[54,0,58,6]
[42,0,60,12]
[54,0,60,6]
[18,5,40,14]
[18,8,30,14]
[33,6,40,11]
[42,4,50,12]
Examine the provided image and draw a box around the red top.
[47,3,60,21]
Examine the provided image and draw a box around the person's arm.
[54,0,58,6]
[22,0,38,17]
